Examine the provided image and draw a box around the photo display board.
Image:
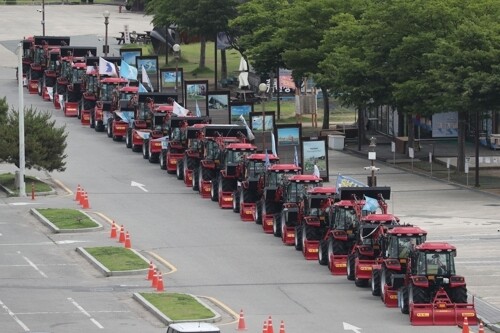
[275,124,302,166]
[207,90,230,124]
[229,102,253,124]
[136,56,159,92]
[250,111,275,153]
[160,68,184,104]
[302,136,329,182]
[184,80,208,116]
[120,48,142,66]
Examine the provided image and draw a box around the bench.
[115,37,125,45]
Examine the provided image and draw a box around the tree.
[0,97,68,172]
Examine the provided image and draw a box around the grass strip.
[84,246,149,271]
[140,293,214,321]
[36,208,98,229]
[0,173,52,193]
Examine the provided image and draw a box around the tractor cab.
[221,143,257,178]
[283,175,323,204]
[384,227,427,260]
[413,243,457,278]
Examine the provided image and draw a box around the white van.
[166,322,220,333]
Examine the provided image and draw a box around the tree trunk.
[220,49,227,80]
[357,105,364,151]
[456,110,467,172]
[320,87,330,129]
[199,36,206,69]
[407,113,415,157]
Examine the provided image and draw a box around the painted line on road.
[15,310,130,315]
[0,298,30,332]
[23,256,47,278]
[198,295,239,326]
[68,297,104,329]
[147,251,177,275]
[93,211,114,225]
[0,242,54,246]
[0,263,78,267]
[52,178,73,196]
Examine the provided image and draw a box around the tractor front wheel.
[294,225,303,251]
[318,239,328,266]
[176,159,184,179]
[450,286,468,304]
[399,287,409,314]
[273,214,281,237]
[232,190,240,213]
[347,254,355,281]
[371,269,381,296]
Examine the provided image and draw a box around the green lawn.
[36,208,99,229]
[140,293,215,321]
[84,246,149,271]
[0,173,52,194]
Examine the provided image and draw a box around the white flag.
[141,65,153,91]
[294,146,299,166]
[99,57,117,77]
[173,101,189,116]
[238,114,255,141]
[271,132,277,157]
[313,164,321,178]
[195,100,202,117]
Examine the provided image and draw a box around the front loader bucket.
[200,180,211,199]
[219,191,233,209]
[329,254,347,275]
[383,284,398,308]
[410,303,477,326]
[184,170,193,187]
[282,226,295,245]
[303,240,319,260]
[262,214,274,234]
[240,203,255,222]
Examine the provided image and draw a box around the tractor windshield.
[416,251,456,276]
[72,68,85,83]
[333,206,357,230]
[386,235,425,259]
[205,141,221,161]
[100,83,114,101]
[85,76,98,93]
[45,76,56,87]
[286,182,317,203]
[33,48,45,65]
[228,150,246,164]
[247,160,265,178]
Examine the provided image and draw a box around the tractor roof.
[268,164,301,172]
[155,105,174,112]
[86,56,121,66]
[72,62,87,69]
[335,199,356,207]
[388,226,427,236]
[338,186,391,201]
[101,77,128,84]
[307,186,336,195]
[361,213,399,224]
[226,143,257,151]
[60,46,97,57]
[120,86,138,93]
[247,153,279,161]
[288,174,322,183]
[416,242,456,252]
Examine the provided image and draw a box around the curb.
[132,292,222,326]
[30,208,103,233]
[76,246,150,277]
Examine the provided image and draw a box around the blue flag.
[264,151,271,168]
[336,174,367,189]
[138,83,148,93]
[362,195,380,212]
[120,61,138,81]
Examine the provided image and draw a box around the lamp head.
[258,83,267,93]
[103,10,110,18]
[172,44,181,52]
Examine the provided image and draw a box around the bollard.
[119,5,122,13]
[31,182,35,200]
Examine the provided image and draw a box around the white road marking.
[68,297,104,329]
[23,256,47,278]
[55,240,90,245]
[0,299,30,332]
[9,202,41,206]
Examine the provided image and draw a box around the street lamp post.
[173,44,181,92]
[103,10,110,57]
[41,0,45,36]
[258,83,267,153]
[365,137,378,187]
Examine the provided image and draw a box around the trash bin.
[328,135,345,150]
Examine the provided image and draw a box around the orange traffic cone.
[267,316,274,333]
[118,225,125,243]
[236,309,247,331]
[147,261,155,280]
[262,320,268,333]
[461,317,469,333]
[156,271,164,292]
[75,184,82,201]
[82,191,90,209]
[151,269,158,288]
[78,188,85,206]
[110,221,117,238]
[278,320,285,333]
[124,231,131,249]
[478,322,485,333]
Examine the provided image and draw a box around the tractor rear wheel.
[142,141,149,159]
[211,176,219,201]
[294,225,303,251]
[176,159,184,179]
[160,151,166,170]
[380,266,390,301]
[192,165,200,192]
[273,214,281,237]
[232,190,240,213]
[318,239,328,266]
[409,283,429,304]
[450,286,468,304]
[347,254,355,281]
[126,130,132,148]
[371,269,381,296]
[255,200,262,225]
[107,119,113,138]
[399,286,409,314]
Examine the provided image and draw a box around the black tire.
[90,112,95,129]
[347,254,355,281]
[176,159,184,179]
[210,176,219,202]
[318,239,328,265]
[185,155,196,171]
[449,286,468,304]
[192,165,200,192]
[38,79,43,96]
[371,269,381,296]
[232,190,240,213]
[273,214,281,237]
[95,120,104,132]
[107,119,113,138]
[294,225,303,251]
[142,141,149,159]
[255,200,263,225]
[202,166,214,181]
[149,152,159,164]
[399,286,409,314]
[380,266,390,301]
[160,151,166,170]
[125,130,132,148]
[409,283,429,304]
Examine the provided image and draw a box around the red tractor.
[296,186,337,260]
[254,164,302,233]
[232,153,279,221]
[175,123,210,187]
[397,242,477,326]
[106,85,139,141]
[19,37,34,87]
[38,49,60,101]
[195,125,251,199]
[28,36,70,94]
[318,187,390,275]
[274,174,323,245]
[92,77,129,132]
[370,225,428,307]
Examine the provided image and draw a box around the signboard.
[207,90,230,124]
[432,112,458,138]
[184,80,208,116]
[136,56,159,92]
[275,124,302,165]
[302,136,329,182]
[160,68,184,103]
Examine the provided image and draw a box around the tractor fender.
[410,275,429,288]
